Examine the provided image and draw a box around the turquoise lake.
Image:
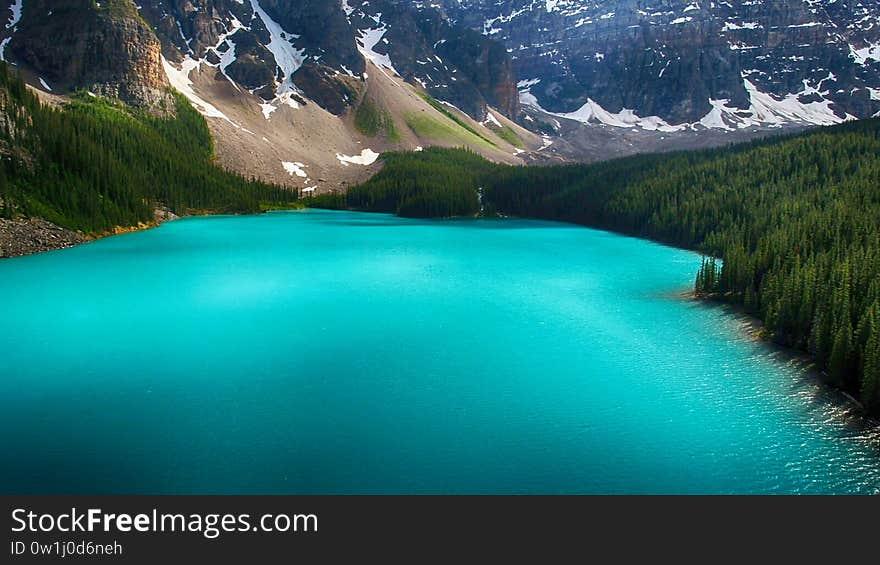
[1,209,879,494]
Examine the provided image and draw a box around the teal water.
[1,209,879,494]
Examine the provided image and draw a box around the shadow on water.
[289,209,573,231]
[315,217,573,230]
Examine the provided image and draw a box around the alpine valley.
[2,0,880,496]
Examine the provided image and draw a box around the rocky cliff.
[437,0,880,130]
[2,0,170,107]
[131,0,519,120]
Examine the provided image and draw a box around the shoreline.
[680,289,880,429]
[0,202,311,259]
[0,203,309,259]
[0,205,305,259]
[0,217,163,259]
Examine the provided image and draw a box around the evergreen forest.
[0,63,297,234]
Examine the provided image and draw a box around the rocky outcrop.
[368,3,520,119]
[434,28,519,119]
[293,61,360,115]
[8,0,171,108]
[259,0,365,77]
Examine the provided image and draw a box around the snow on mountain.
[356,22,398,78]
[440,0,880,129]
[247,0,305,96]
[6,0,21,29]
[161,56,237,124]
[5,0,880,174]
[336,148,381,165]
[1,1,23,61]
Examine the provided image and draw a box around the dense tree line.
[342,148,491,218]
[343,121,880,413]
[0,63,297,233]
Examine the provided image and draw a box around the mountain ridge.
[438,0,880,131]
[2,0,880,179]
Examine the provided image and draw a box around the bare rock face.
[293,61,360,115]
[356,1,520,120]
[9,0,170,107]
[437,0,880,126]
[133,0,520,120]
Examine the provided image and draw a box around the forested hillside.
[344,149,493,218]
[0,63,296,234]
[339,122,880,414]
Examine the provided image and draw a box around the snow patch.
[698,99,736,131]
[2,0,22,62]
[539,135,553,151]
[520,71,853,132]
[695,77,853,130]
[336,149,380,166]
[742,78,851,126]
[482,111,503,128]
[38,77,51,91]
[6,0,22,30]
[722,21,759,31]
[282,161,308,178]
[850,42,880,65]
[522,93,688,133]
[260,103,277,120]
[249,0,306,96]
[357,26,398,77]
[213,16,247,88]
[162,56,238,126]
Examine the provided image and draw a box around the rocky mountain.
[3,0,880,178]
[0,0,519,119]
[0,0,537,189]
[131,0,519,120]
[436,0,880,131]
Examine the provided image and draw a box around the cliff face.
[383,3,520,119]
[337,0,520,119]
[6,0,170,107]
[438,0,880,128]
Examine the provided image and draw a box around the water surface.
[1,210,878,493]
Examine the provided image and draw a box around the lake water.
[1,209,878,494]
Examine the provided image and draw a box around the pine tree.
[861,329,880,409]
